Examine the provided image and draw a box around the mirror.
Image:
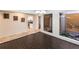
[44,14,52,32]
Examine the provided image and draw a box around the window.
[60,13,79,41]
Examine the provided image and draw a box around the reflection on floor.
[0,32,79,49]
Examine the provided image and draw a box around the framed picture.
[13,16,18,21]
[21,18,25,22]
[3,13,9,19]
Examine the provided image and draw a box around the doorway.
[44,14,52,32]
[38,16,41,29]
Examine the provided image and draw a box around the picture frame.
[3,13,9,19]
[21,18,25,22]
[13,16,18,21]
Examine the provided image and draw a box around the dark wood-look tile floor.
[0,32,79,49]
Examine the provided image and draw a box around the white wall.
[0,12,27,36]
[34,16,39,30]
[0,11,39,36]
[41,10,79,45]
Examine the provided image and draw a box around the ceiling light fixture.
[35,10,46,14]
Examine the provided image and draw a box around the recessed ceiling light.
[35,10,46,14]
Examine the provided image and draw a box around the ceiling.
[17,10,53,14]
[62,10,79,14]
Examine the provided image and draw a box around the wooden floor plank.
[0,32,79,49]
